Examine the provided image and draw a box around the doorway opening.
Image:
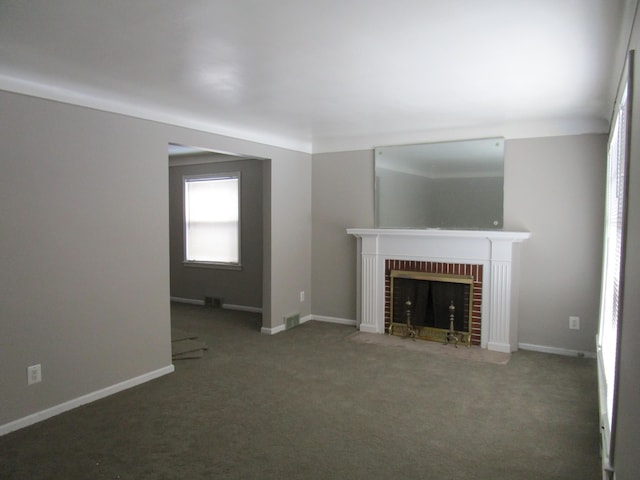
[167,142,271,333]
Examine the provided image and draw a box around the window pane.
[598,81,628,445]
[184,175,239,264]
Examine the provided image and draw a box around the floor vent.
[284,313,300,330]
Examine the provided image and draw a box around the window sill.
[183,261,242,271]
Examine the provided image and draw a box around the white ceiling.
[0,0,634,153]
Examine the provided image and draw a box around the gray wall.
[0,90,312,427]
[504,135,606,353]
[0,92,171,426]
[169,158,263,309]
[311,134,607,356]
[311,151,374,319]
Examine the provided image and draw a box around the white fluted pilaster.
[487,261,513,352]
[360,253,380,333]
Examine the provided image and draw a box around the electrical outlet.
[300,291,305,302]
[569,316,580,330]
[27,364,41,385]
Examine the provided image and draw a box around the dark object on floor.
[171,328,208,359]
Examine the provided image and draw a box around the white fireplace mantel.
[347,228,531,353]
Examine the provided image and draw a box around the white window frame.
[182,172,242,270]
[597,50,633,471]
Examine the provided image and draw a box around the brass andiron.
[444,300,459,347]
[404,298,417,340]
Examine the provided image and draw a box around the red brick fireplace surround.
[385,259,483,345]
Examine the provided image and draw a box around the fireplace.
[387,262,481,346]
[346,228,530,353]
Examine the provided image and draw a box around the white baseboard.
[487,341,512,354]
[170,296,205,305]
[261,324,286,335]
[223,303,262,313]
[0,365,175,437]
[170,297,262,313]
[358,324,379,334]
[518,342,596,358]
[310,315,357,326]
[261,314,355,335]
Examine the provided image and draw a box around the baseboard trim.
[311,315,357,326]
[170,296,205,305]
[261,324,286,335]
[261,314,355,334]
[358,324,379,334]
[170,298,262,313]
[518,342,596,358]
[487,341,512,354]
[223,303,262,313]
[0,365,175,437]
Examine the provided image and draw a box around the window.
[183,173,241,267]
[598,52,632,467]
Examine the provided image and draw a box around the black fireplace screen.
[391,271,472,333]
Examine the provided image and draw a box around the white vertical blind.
[184,175,239,264]
[598,57,631,464]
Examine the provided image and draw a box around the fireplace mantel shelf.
[347,227,531,353]
[347,228,531,242]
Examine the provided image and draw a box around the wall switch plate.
[569,316,580,330]
[27,364,41,385]
[300,291,305,302]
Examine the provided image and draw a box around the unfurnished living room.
[1,1,639,479]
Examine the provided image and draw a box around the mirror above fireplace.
[374,137,504,229]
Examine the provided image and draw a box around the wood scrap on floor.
[171,328,208,360]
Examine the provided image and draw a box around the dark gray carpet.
[0,303,600,479]
[348,330,511,364]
